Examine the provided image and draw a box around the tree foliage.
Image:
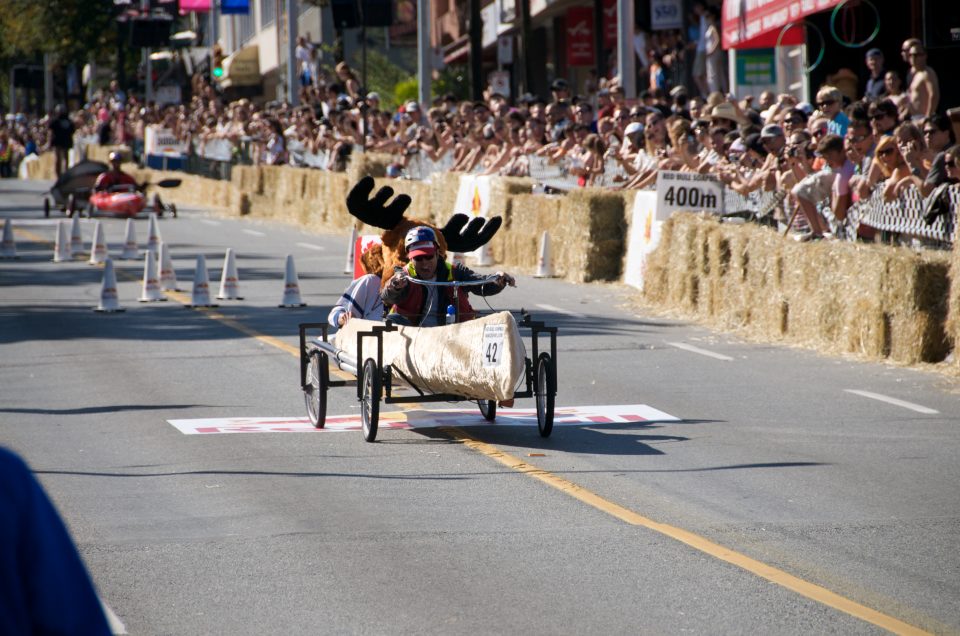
[0,0,118,63]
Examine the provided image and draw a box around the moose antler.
[346,176,411,230]
[441,213,503,253]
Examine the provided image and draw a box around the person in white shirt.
[328,243,385,328]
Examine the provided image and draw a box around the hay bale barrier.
[24,147,960,371]
[640,213,954,366]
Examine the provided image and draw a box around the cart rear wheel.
[170,204,178,219]
[361,358,381,442]
[535,352,555,438]
[478,399,496,421]
[304,350,328,428]
[44,198,50,218]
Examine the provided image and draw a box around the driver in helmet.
[381,226,516,327]
[93,151,137,192]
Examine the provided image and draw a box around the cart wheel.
[535,352,555,438]
[170,204,178,219]
[478,399,496,421]
[304,350,328,428]
[44,198,50,218]
[66,194,76,218]
[360,358,381,442]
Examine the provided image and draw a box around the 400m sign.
[655,170,724,217]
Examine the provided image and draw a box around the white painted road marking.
[666,341,734,361]
[242,229,266,237]
[200,219,221,226]
[100,599,127,634]
[168,404,679,434]
[296,242,326,251]
[535,303,586,319]
[844,390,939,415]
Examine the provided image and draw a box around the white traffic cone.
[69,214,84,258]
[138,251,166,302]
[0,218,17,259]
[187,254,217,308]
[146,212,161,253]
[216,248,243,300]
[88,221,108,266]
[119,218,139,259]
[278,254,307,308]
[94,258,125,313]
[157,242,180,291]
[534,231,554,278]
[474,241,494,267]
[53,220,72,262]
[343,226,357,274]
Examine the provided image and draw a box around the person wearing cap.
[93,151,137,193]
[382,226,516,327]
[864,48,886,101]
[328,242,386,328]
[550,78,570,102]
[760,124,786,158]
[789,134,853,239]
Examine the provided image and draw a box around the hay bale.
[947,225,960,369]
[640,214,952,365]
[500,193,563,274]
[347,152,392,184]
[554,189,626,283]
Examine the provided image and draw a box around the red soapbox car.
[83,180,180,219]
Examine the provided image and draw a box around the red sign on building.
[603,0,617,49]
[566,7,595,67]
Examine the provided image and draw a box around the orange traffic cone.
[216,248,243,300]
[94,258,125,313]
[279,254,307,307]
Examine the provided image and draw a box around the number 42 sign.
[655,170,724,218]
[482,324,505,368]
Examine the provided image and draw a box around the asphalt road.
[2,178,958,635]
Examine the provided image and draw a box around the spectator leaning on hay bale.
[790,134,854,240]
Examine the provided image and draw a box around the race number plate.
[482,324,505,368]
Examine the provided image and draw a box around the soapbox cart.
[298,276,558,442]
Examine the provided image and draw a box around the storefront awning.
[722,0,843,50]
[220,45,260,89]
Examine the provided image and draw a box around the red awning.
[722,0,844,50]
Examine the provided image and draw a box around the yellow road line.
[441,426,931,636]
[18,223,934,635]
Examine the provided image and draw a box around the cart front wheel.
[478,399,496,421]
[304,350,328,428]
[535,352,555,438]
[361,358,381,442]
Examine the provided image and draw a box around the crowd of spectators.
[2,33,957,242]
